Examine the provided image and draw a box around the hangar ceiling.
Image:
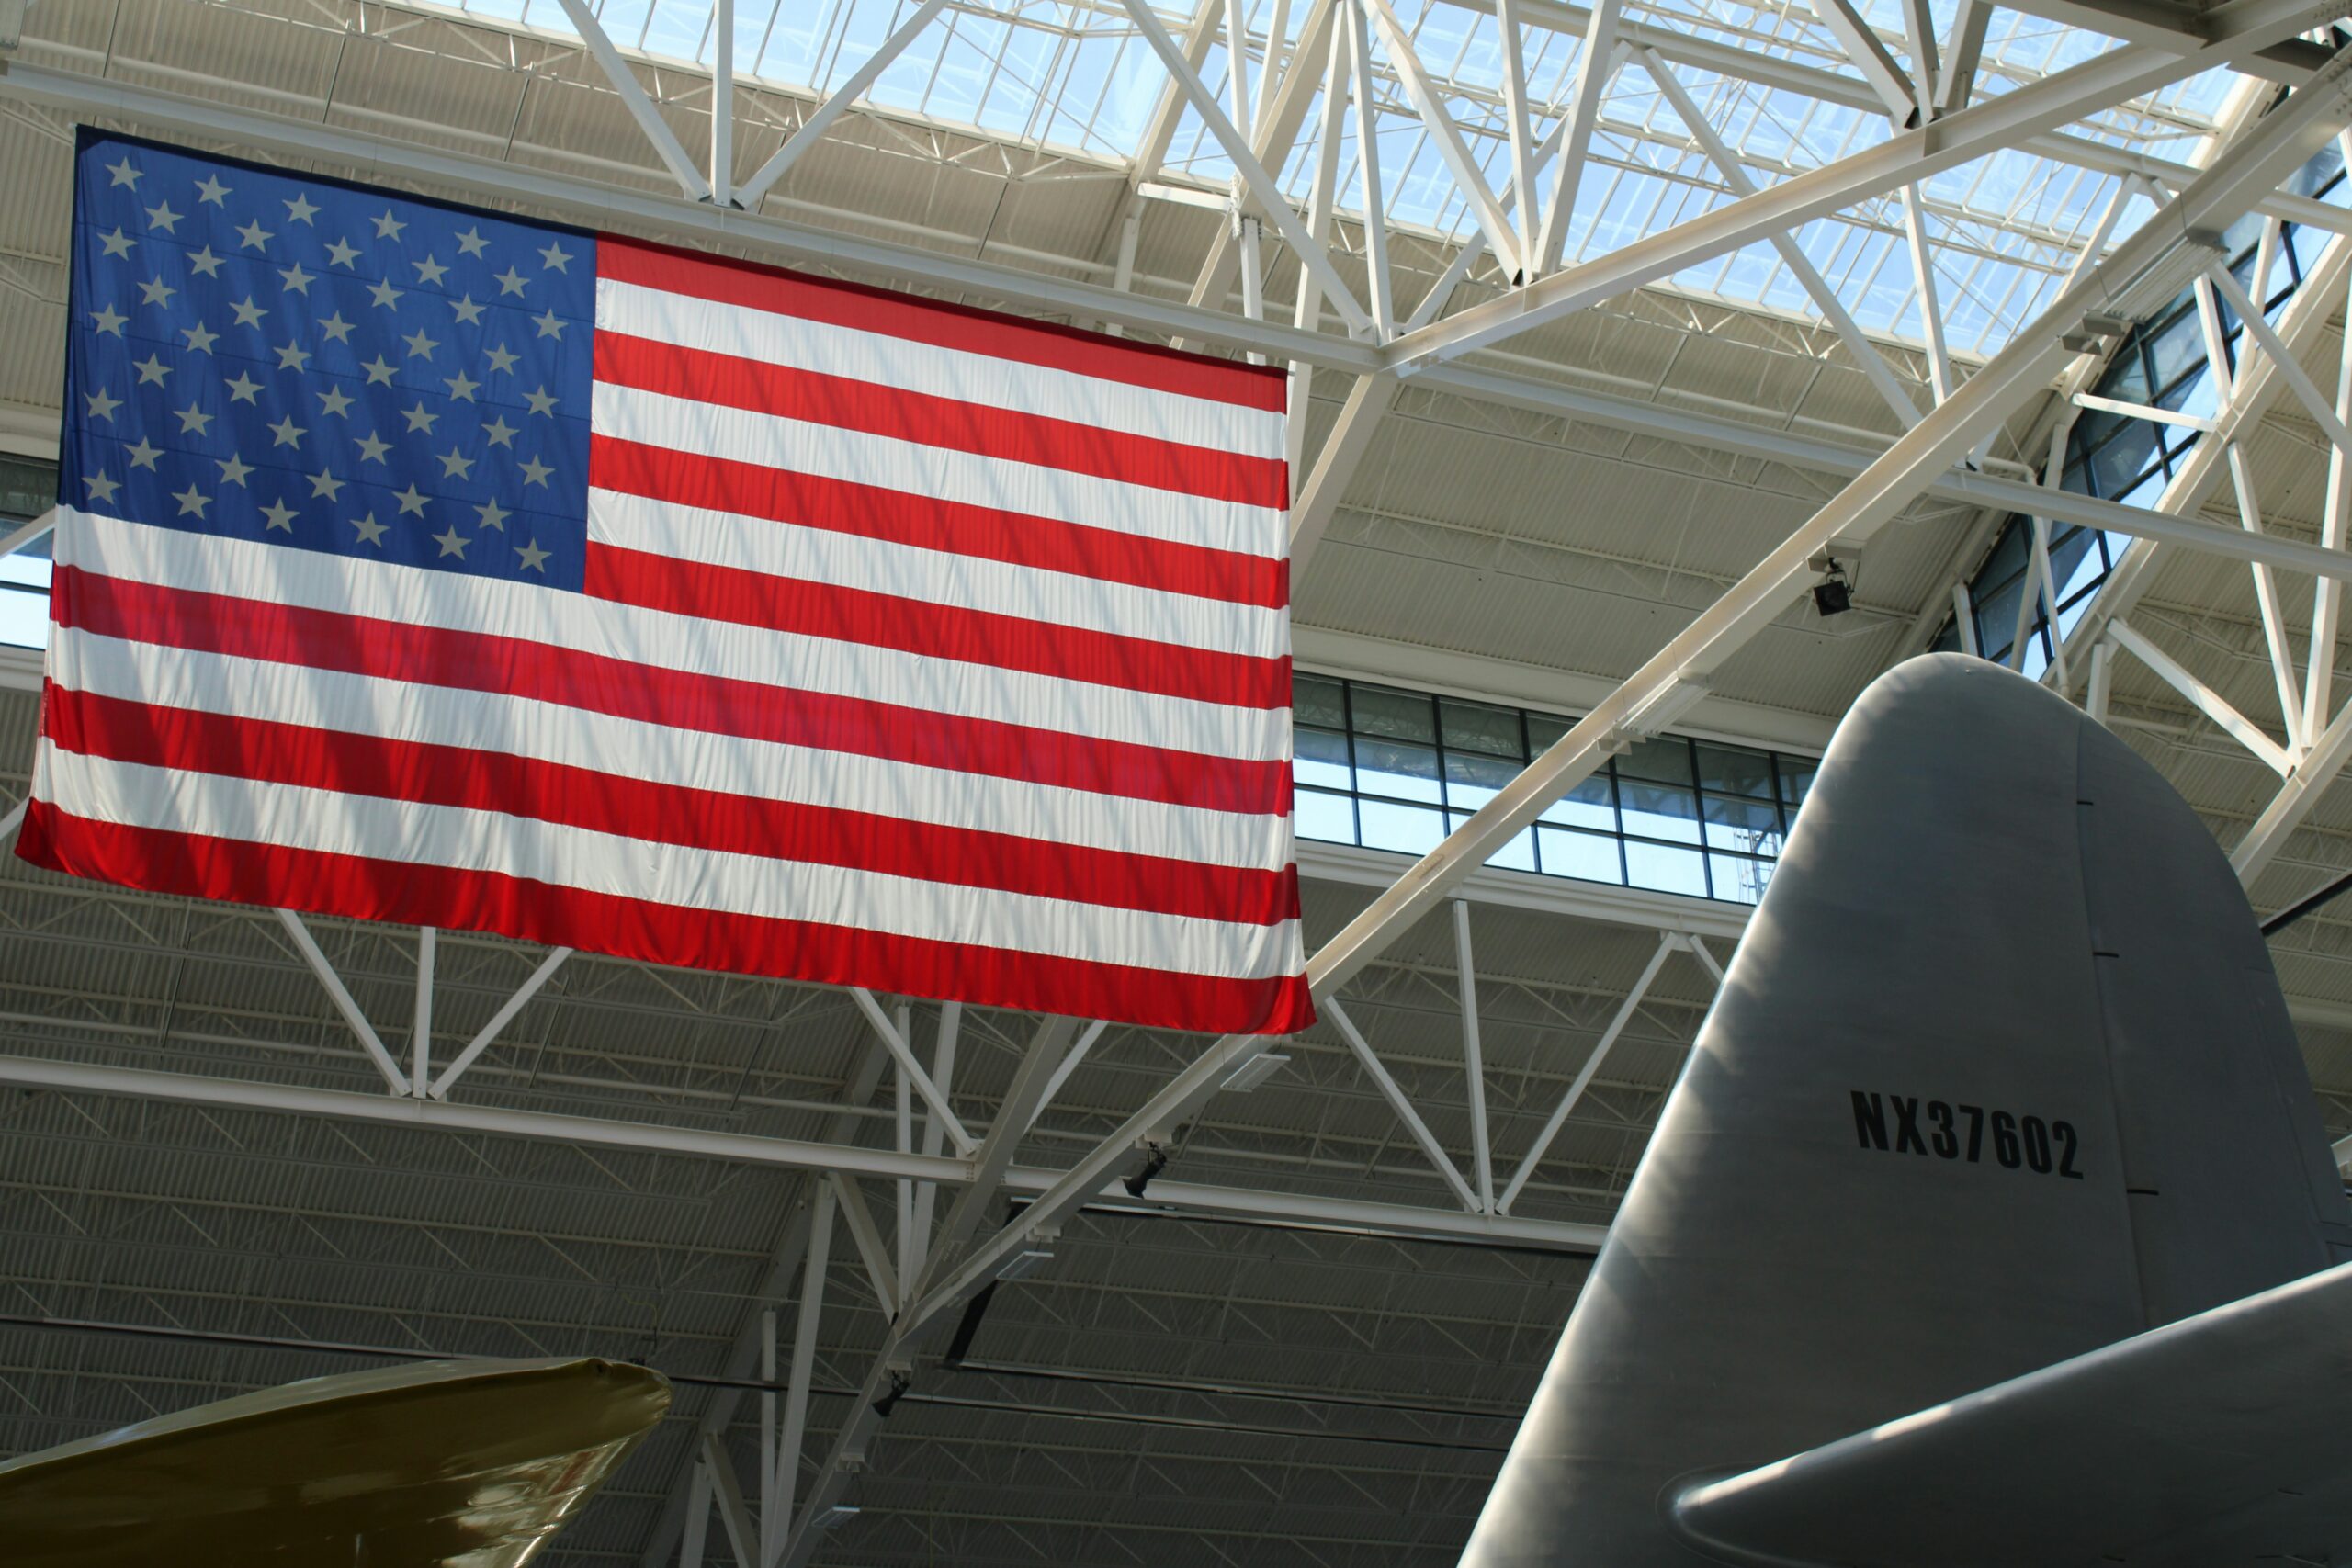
[2,1,2352,1564]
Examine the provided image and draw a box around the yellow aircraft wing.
[0,1355,670,1566]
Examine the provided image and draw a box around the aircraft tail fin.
[1462,655,2350,1566]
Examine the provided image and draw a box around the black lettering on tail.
[1851,1090,1889,1151]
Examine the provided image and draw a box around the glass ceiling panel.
[444,0,2267,363]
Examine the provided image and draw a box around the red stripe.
[18,807,1316,1036]
[53,569,1289,816]
[590,434,1287,611]
[42,684,1299,926]
[599,235,1289,414]
[594,332,1287,510]
[582,545,1289,711]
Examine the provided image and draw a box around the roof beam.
[1385,0,2352,371]
[1991,0,2336,83]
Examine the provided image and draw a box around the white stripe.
[52,629,1294,872]
[597,276,1284,457]
[37,744,1306,981]
[60,510,1288,763]
[586,489,1287,660]
[591,382,1281,559]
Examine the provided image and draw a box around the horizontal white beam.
[0,1055,1604,1252]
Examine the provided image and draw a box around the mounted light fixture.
[1812,555,1853,618]
[870,1370,910,1419]
[1122,1143,1170,1199]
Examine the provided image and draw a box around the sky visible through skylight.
[446,0,2256,359]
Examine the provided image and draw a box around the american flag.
[28,130,1309,1037]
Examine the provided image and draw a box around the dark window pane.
[2144,306,2207,390]
[1538,772,1615,832]
[1295,672,1346,730]
[1703,794,1783,855]
[1360,799,1445,856]
[1709,854,1772,906]
[1697,744,1774,799]
[1295,727,1351,791]
[1537,825,1622,885]
[0,456,54,521]
[2086,418,2161,499]
[1445,750,1521,811]
[1617,737,1695,786]
[1780,763,1815,810]
[1974,574,2026,662]
[1527,713,1572,752]
[1442,698,1523,758]
[1619,780,1702,844]
[1351,684,1436,743]
[2098,342,2152,404]
[1354,738,1442,802]
[1295,788,1356,844]
[1626,841,1708,897]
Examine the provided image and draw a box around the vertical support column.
[910,1000,960,1278]
[770,1180,836,1553]
[1901,184,1955,404]
[1951,581,1979,656]
[1494,0,1540,269]
[710,0,734,207]
[758,1308,777,1560]
[1453,899,1493,1213]
[1345,0,1394,335]
[2307,265,2352,749]
[1534,0,1620,276]
[680,1457,713,1568]
[893,1002,914,1292]
[2087,637,2115,727]
[410,926,435,1099]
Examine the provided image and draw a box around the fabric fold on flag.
[30,130,1311,1036]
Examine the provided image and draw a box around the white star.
[494,265,527,297]
[532,309,564,340]
[137,276,175,308]
[84,471,121,506]
[224,372,263,405]
[368,278,404,310]
[402,328,438,359]
[175,401,214,435]
[217,454,254,486]
[308,468,345,501]
[372,209,407,241]
[413,254,449,288]
[267,414,307,448]
[124,438,163,470]
[361,356,397,387]
[186,245,224,278]
[523,387,558,417]
[274,341,313,372]
[443,370,479,402]
[316,385,355,418]
[106,158,141,188]
[537,242,572,274]
[449,295,485,326]
[437,447,475,479]
[323,237,362,268]
[86,304,127,337]
[230,298,267,329]
[193,174,231,207]
[476,498,510,530]
[277,263,315,296]
[318,311,355,344]
[517,455,552,488]
[143,201,182,234]
[97,228,134,260]
[354,432,391,463]
[284,193,320,225]
[456,227,491,258]
[401,403,438,434]
[173,484,209,518]
[481,416,517,449]
[351,512,388,546]
[235,218,272,251]
[393,484,428,517]
[484,344,519,375]
[133,355,169,387]
[433,525,469,558]
[180,321,219,355]
[260,499,299,532]
[83,389,122,423]
[516,537,550,572]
